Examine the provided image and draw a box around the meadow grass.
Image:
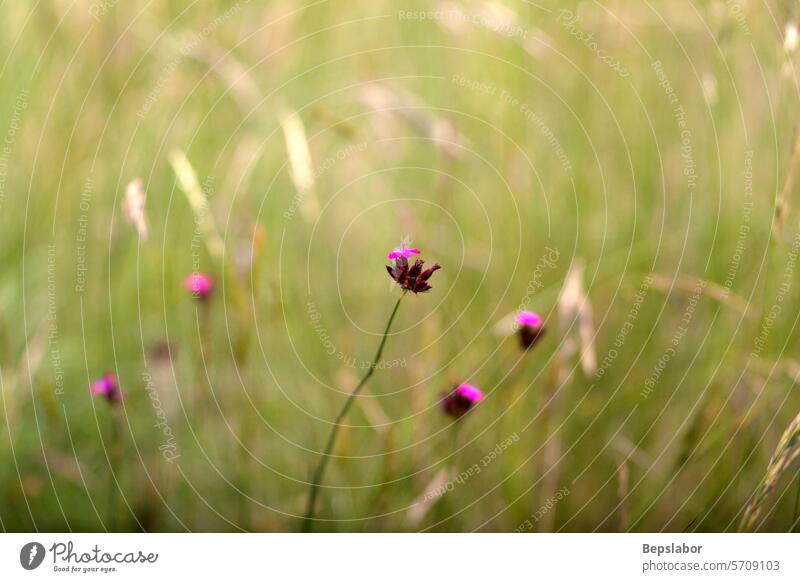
[1,0,800,532]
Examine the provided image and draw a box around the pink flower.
[516,311,543,328]
[387,246,421,260]
[440,383,484,418]
[516,310,545,350]
[184,273,214,300]
[91,372,121,404]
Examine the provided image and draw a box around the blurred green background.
[2,0,800,532]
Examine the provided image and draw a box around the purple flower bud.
[184,273,214,300]
[387,246,421,260]
[91,372,121,404]
[516,310,545,349]
[440,383,484,418]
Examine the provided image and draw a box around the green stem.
[301,292,406,532]
[107,412,119,531]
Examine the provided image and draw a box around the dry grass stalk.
[170,149,250,336]
[559,260,597,377]
[406,467,453,527]
[169,149,225,262]
[123,178,148,240]
[773,123,800,241]
[740,410,800,530]
[1,325,48,438]
[279,110,319,222]
[358,83,464,161]
[535,260,595,530]
[617,456,630,532]
[185,42,261,114]
[648,273,757,320]
[612,435,653,468]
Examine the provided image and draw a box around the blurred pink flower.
[516,310,545,349]
[91,372,121,404]
[184,273,213,300]
[441,383,484,418]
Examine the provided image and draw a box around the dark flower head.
[91,372,121,404]
[440,383,484,418]
[516,310,545,350]
[386,255,441,294]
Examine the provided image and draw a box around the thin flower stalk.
[302,292,406,531]
[301,246,441,531]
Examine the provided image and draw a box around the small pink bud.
[91,372,121,404]
[516,311,545,349]
[184,273,214,300]
[440,383,484,418]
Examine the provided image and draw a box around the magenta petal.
[184,273,214,298]
[456,383,484,403]
[516,311,543,328]
[91,373,118,399]
[387,247,421,260]
[91,379,109,395]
